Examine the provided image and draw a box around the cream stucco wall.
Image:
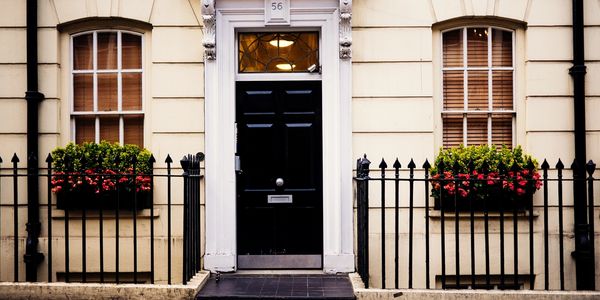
[0,0,205,284]
[0,0,599,289]
[351,0,600,290]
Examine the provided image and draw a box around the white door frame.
[202,0,353,273]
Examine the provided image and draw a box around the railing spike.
[45,153,53,163]
[510,161,520,172]
[481,161,489,173]
[586,160,596,176]
[11,153,19,163]
[165,154,173,164]
[452,160,460,173]
[131,155,138,164]
[556,159,564,170]
[393,158,401,169]
[497,161,506,173]
[422,159,431,170]
[28,152,37,162]
[149,154,156,164]
[437,159,445,171]
[0,155,2,163]
[408,158,416,169]
[379,158,387,169]
[526,158,535,170]
[541,159,550,169]
[570,158,579,171]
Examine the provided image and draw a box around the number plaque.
[265,0,290,25]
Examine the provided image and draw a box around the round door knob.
[275,178,284,187]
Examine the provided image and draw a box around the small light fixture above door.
[238,32,319,73]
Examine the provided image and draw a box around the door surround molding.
[203,0,354,273]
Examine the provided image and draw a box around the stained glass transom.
[238,32,319,73]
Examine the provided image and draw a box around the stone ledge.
[349,273,600,300]
[0,271,209,300]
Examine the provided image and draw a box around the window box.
[434,193,533,212]
[56,190,152,211]
[50,141,154,211]
[430,145,542,212]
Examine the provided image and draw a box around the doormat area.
[195,274,355,300]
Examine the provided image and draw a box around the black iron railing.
[0,152,203,284]
[355,155,598,290]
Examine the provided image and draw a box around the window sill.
[51,208,160,220]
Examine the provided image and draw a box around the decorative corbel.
[201,0,216,60]
[339,0,352,59]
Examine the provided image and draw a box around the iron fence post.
[356,155,371,288]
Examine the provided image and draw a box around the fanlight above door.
[238,32,319,73]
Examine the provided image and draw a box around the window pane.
[97,73,118,111]
[466,115,488,146]
[468,71,489,110]
[443,29,463,67]
[492,70,513,110]
[124,115,144,146]
[97,32,118,70]
[467,27,488,67]
[492,29,512,67]
[443,114,464,148]
[443,71,464,110]
[492,114,513,147]
[73,74,93,111]
[99,116,119,143]
[75,116,95,144]
[122,73,142,110]
[239,32,319,73]
[122,33,142,69]
[73,34,93,70]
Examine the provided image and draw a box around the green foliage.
[430,145,538,175]
[50,142,153,194]
[430,145,542,201]
[51,141,152,174]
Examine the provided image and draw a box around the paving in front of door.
[195,274,355,300]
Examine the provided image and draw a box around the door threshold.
[235,270,326,275]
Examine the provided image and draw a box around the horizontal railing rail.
[0,152,203,285]
[355,155,598,291]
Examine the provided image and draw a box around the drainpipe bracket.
[24,91,45,102]
[569,64,587,76]
[23,252,44,264]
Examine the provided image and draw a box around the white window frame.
[440,26,516,147]
[70,30,145,145]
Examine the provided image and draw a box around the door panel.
[236,81,322,268]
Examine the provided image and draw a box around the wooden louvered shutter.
[72,31,144,147]
[442,27,514,148]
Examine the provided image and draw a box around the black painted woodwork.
[236,81,323,266]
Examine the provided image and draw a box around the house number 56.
[272,2,283,10]
[265,0,290,25]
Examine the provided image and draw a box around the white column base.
[203,254,236,273]
[323,254,355,274]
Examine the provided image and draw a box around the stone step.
[195,274,355,300]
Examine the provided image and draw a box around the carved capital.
[201,0,216,60]
[339,0,352,59]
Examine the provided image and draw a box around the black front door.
[236,81,323,269]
